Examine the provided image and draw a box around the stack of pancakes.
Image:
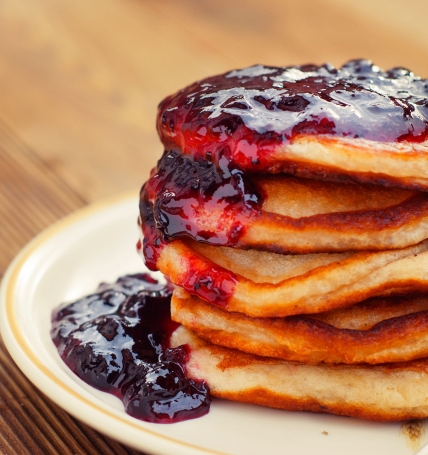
[139,60,428,421]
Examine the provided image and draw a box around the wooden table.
[1,1,428,453]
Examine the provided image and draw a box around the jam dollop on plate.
[51,273,211,423]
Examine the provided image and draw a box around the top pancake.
[157,59,428,189]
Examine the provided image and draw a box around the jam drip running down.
[139,149,262,270]
[158,59,428,171]
[51,274,211,423]
[139,60,428,273]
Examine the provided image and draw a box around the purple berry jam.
[139,60,428,273]
[158,59,428,165]
[139,149,262,270]
[51,273,211,423]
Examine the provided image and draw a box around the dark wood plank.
[0,118,86,273]
[0,120,145,454]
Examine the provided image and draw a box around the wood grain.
[0,119,144,454]
[0,0,428,453]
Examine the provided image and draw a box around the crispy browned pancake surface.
[172,289,428,364]
[158,239,428,317]
[245,174,428,253]
[171,326,428,422]
[141,172,428,255]
[269,136,428,191]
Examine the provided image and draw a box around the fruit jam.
[139,149,262,270]
[51,274,211,423]
[158,59,428,167]
[140,60,428,271]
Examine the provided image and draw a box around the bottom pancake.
[171,289,428,364]
[170,326,428,422]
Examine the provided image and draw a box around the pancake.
[139,60,428,269]
[244,175,428,252]
[156,238,428,317]
[171,289,428,364]
[142,170,428,255]
[138,60,428,422]
[171,326,428,422]
[157,60,428,190]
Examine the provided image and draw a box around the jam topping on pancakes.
[139,149,262,271]
[139,60,428,299]
[158,59,428,171]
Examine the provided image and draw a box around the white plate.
[1,194,427,455]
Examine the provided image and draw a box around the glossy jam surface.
[158,59,428,170]
[51,274,211,423]
[178,244,238,306]
[139,150,262,270]
[140,60,428,273]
